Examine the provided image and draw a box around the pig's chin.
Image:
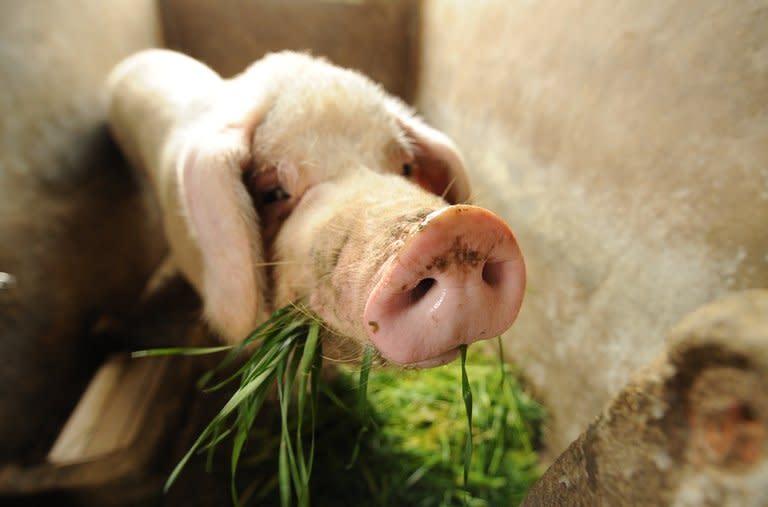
[395,348,461,369]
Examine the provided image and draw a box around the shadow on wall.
[159,0,422,103]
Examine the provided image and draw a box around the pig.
[0,1,163,463]
[107,50,526,367]
[523,290,768,506]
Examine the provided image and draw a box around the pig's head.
[177,52,525,367]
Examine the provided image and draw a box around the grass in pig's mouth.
[134,304,545,506]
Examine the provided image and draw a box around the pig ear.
[394,111,471,204]
[177,127,266,343]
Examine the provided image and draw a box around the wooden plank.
[48,355,169,464]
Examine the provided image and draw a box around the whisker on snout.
[465,188,489,207]
[441,175,458,201]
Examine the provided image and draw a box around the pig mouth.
[405,347,462,369]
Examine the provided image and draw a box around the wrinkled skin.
[108,50,526,367]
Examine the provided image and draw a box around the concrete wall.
[159,0,419,102]
[416,0,768,454]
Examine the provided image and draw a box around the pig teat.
[363,205,525,367]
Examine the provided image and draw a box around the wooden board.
[48,354,170,464]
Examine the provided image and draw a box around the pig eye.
[262,186,291,204]
[402,163,413,177]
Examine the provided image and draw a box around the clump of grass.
[136,305,545,506]
[327,340,545,506]
[135,305,322,507]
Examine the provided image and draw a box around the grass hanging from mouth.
[339,344,545,506]
[347,345,374,469]
[133,305,546,506]
[460,344,473,492]
[134,305,321,506]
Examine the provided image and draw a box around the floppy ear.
[178,126,267,343]
[395,113,471,204]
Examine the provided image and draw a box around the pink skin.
[363,205,525,367]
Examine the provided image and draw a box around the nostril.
[363,205,526,365]
[408,278,436,304]
[481,260,505,287]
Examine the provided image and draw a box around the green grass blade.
[197,315,302,390]
[295,320,320,489]
[230,429,248,507]
[497,335,506,388]
[357,345,374,425]
[218,364,280,419]
[131,345,232,358]
[164,422,218,492]
[306,334,323,480]
[347,345,374,469]
[202,327,301,392]
[295,325,319,424]
[279,437,291,507]
[276,359,300,501]
[203,415,228,473]
[460,344,474,490]
[239,309,300,349]
[295,321,320,427]
[196,427,233,455]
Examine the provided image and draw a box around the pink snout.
[363,205,526,367]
